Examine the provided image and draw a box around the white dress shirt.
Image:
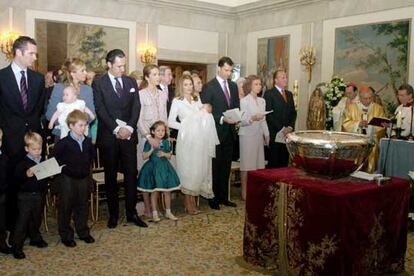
[11,62,27,91]
[216,75,231,125]
[108,72,123,92]
[107,72,133,135]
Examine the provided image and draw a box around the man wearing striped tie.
[200,56,240,210]
[92,49,147,229]
[0,36,45,240]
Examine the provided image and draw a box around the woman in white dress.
[137,64,168,217]
[168,75,219,214]
[239,75,269,200]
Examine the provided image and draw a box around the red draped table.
[243,167,410,275]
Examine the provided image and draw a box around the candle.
[396,111,402,128]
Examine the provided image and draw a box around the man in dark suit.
[92,49,147,229]
[0,36,45,232]
[201,56,239,209]
[264,69,297,168]
[159,65,179,151]
[159,65,175,114]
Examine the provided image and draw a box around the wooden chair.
[92,148,124,221]
[228,161,240,201]
[42,140,55,232]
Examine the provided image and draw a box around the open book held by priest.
[368,117,390,127]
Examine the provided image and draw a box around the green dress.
[137,139,180,192]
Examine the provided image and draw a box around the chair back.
[92,148,104,172]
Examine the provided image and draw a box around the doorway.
[158,60,208,88]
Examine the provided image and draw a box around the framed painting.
[35,20,129,74]
[246,24,303,128]
[334,19,410,110]
[245,24,301,89]
[257,35,290,90]
[322,6,414,113]
[25,10,137,74]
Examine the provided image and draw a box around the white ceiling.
[194,0,263,7]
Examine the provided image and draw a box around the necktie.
[223,80,231,106]
[163,85,169,102]
[280,89,287,103]
[115,77,122,98]
[20,71,28,111]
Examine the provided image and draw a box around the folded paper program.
[30,157,64,180]
[223,108,244,122]
[275,127,286,144]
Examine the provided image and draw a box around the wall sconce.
[0,31,19,61]
[299,45,316,83]
[138,44,157,65]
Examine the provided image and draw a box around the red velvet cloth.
[243,167,409,275]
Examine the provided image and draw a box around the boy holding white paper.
[12,132,48,259]
[53,110,95,248]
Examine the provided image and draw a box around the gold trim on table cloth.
[277,182,338,276]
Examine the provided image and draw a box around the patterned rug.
[0,190,413,275]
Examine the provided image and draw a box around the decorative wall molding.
[235,0,332,17]
[158,25,219,54]
[117,0,234,18]
[117,0,331,18]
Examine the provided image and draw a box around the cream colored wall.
[234,0,414,129]
[0,0,234,74]
[0,0,414,130]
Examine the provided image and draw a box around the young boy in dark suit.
[53,110,95,247]
[12,132,48,259]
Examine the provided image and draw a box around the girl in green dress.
[137,121,180,222]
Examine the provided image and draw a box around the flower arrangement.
[323,77,346,130]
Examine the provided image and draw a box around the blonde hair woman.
[46,58,95,139]
[168,75,219,214]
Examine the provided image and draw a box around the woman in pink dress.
[137,64,168,218]
[239,75,269,200]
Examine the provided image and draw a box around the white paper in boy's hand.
[30,157,64,180]
[223,108,244,122]
[116,119,127,127]
[263,110,273,115]
[275,127,286,144]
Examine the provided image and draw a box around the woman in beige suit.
[239,75,269,200]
